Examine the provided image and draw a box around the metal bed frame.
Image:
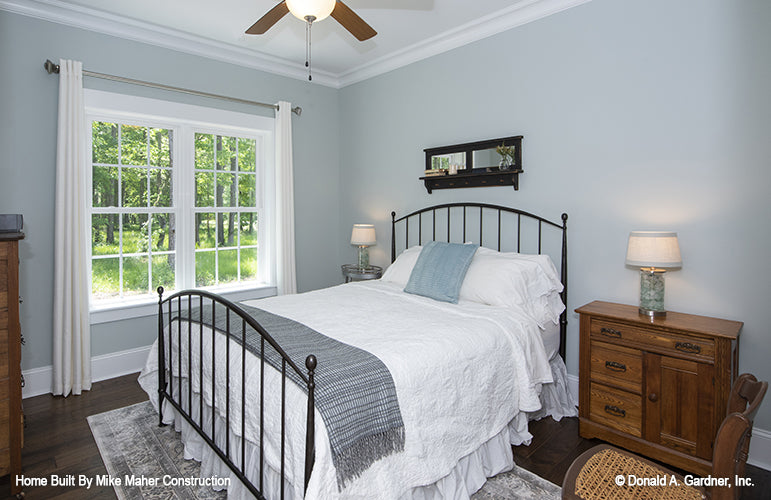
[156,203,568,500]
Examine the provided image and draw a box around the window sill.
[89,284,278,325]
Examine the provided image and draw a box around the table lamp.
[351,224,376,270]
[625,231,682,317]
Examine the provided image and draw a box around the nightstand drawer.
[589,382,642,438]
[590,341,642,393]
[590,319,714,361]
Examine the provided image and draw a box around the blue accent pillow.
[404,241,479,303]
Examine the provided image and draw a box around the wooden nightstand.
[576,301,741,476]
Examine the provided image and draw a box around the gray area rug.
[88,401,561,499]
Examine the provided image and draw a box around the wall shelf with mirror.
[420,136,523,193]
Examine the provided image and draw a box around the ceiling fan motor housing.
[286,0,336,22]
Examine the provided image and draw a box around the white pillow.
[380,245,422,286]
[459,248,565,328]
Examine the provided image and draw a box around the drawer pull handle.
[601,327,622,338]
[605,360,627,372]
[604,405,626,418]
[675,342,701,354]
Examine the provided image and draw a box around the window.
[86,90,274,311]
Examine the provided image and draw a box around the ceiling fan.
[246,0,377,41]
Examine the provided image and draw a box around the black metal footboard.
[156,287,317,500]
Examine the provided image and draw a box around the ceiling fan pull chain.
[308,23,313,82]
[305,15,315,82]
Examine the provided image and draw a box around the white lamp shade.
[286,0,336,21]
[625,231,682,268]
[351,224,376,246]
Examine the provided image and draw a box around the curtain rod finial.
[44,59,60,74]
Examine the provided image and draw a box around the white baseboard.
[22,353,770,472]
[22,344,152,399]
[91,344,152,383]
[565,373,769,471]
[20,365,56,399]
[748,427,771,471]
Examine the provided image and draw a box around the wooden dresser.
[576,301,741,476]
[0,232,23,496]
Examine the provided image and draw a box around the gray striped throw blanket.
[193,301,405,489]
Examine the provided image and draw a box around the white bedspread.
[139,280,554,500]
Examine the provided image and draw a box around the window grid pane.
[91,121,175,302]
[193,132,259,288]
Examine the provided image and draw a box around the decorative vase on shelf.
[495,144,515,171]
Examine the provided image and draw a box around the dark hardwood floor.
[1,374,148,499]
[2,373,769,499]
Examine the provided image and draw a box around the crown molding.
[338,0,592,87]
[1,0,591,89]
[0,0,339,87]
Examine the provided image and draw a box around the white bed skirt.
[148,354,576,500]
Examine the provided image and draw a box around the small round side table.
[341,264,383,283]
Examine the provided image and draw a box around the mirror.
[424,135,522,174]
[430,152,466,173]
[472,148,500,169]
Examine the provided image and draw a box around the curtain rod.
[43,59,301,116]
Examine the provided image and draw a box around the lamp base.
[638,268,667,318]
[639,307,667,318]
[357,246,370,270]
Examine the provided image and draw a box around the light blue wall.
[2,0,769,430]
[0,12,342,370]
[338,0,771,428]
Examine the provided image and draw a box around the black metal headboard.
[390,203,568,361]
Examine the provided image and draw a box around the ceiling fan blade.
[330,1,377,41]
[245,1,289,35]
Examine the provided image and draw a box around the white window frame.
[85,89,277,324]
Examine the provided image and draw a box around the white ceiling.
[6,0,590,87]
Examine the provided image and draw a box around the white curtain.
[52,59,91,396]
[274,101,297,294]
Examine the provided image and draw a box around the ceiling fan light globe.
[286,0,336,22]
